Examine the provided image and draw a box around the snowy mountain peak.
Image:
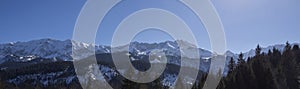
[125,40,211,58]
[0,39,212,63]
[242,43,299,59]
[0,38,110,63]
[1,38,298,64]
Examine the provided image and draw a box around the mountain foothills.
[0,39,299,89]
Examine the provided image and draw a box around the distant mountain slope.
[0,39,110,63]
[1,39,298,70]
[243,43,300,59]
[0,38,299,89]
[0,39,212,63]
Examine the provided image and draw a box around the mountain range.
[0,38,298,88]
[0,38,298,64]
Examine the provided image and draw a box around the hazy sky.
[0,0,299,53]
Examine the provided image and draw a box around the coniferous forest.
[193,42,300,89]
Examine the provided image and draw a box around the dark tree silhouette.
[228,57,236,74]
[255,44,261,56]
[238,52,245,65]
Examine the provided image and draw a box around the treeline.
[215,42,300,89]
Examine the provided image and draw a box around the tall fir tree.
[238,52,245,65]
[228,57,236,74]
[255,44,261,56]
[284,41,291,52]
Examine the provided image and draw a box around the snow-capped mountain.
[122,40,212,58]
[1,38,298,64]
[243,43,299,59]
[0,39,213,64]
[1,38,299,88]
[0,39,110,63]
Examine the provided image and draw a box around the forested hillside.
[192,42,300,89]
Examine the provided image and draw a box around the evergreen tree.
[284,41,291,52]
[282,42,298,89]
[251,56,277,89]
[255,44,261,56]
[228,57,236,74]
[292,44,300,63]
[268,49,272,56]
[292,44,299,51]
[238,52,245,65]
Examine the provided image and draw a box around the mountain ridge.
[0,38,298,63]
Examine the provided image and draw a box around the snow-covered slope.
[0,39,212,63]
[118,40,212,58]
[0,39,110,63]
[0,38,298,65]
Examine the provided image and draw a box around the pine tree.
[282,41,298,89]
[238,52,245,65]
[284,41,291,52]
[292,44,300,63]
[292,44,299,51]
[268,49,272,56]
[228,57,236,74]
[255,44,261,56]
[251,56,277,89]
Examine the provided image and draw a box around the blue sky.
[0,0,299,53]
